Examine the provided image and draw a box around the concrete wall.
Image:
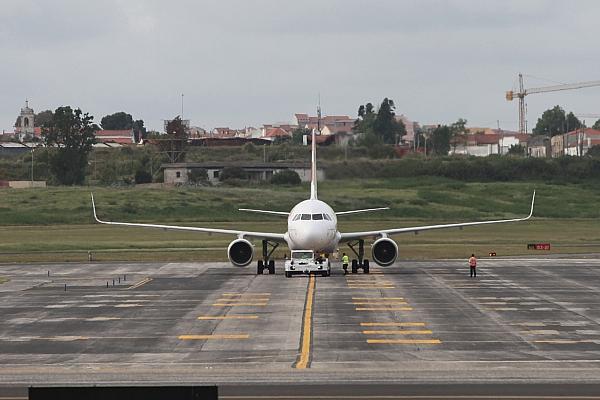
[8,181,46,188]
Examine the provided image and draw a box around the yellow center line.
[178,334,249,340]
[216,299,270,303]
[212,303,268,307]
[349,287,396,289]
[222,293,271,296]
[356,307,413,311]
[367,339,441,344]
[362,330,433,335]
[360,322,425,327]
[198,315,259,320]
[295,274,315,369]
[126,277,152,290]
[353,297,404,300]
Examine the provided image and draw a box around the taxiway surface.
[1,257,600,389]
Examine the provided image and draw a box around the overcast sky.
[1,0,599,133]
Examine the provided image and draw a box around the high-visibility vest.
[469,257,477,267]
[342,255,349,264]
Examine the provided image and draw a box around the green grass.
[0,277,8,284]
[0,178,599,263]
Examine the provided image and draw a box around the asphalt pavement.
[1,257,600,397]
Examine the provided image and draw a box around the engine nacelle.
[371,237,398,267]
[227,239,254,267]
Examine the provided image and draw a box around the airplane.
[91,127,535,276]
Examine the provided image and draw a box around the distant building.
[294,113,354,135]
[162,162,323,185]
[527,135,552,158]
[14,101,40,142]
[95,129,135,145]
[450,132,530,156]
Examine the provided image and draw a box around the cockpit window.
[292,214,301,221]
[323,214,331,221]
[301,214,311,220]
[312,214,323,220]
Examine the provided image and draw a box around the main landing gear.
[348,239,370,274]
[257,240,278,275]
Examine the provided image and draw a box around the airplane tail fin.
[310,127,318,200]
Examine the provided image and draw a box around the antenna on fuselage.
[310,98,320,200]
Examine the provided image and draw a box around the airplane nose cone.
[294,225,326,249]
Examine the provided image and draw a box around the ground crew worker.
[469,253,477,277]
[342,253,349,275]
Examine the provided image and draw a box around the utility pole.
[181,93,184,120]
[30,147,34,185]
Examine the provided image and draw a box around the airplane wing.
[336,207,389,216]
[340,191,535,242]
[91,194,286,242]
[238,208,289,216]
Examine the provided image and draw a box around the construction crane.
[506,73,600,134]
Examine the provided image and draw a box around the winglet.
[91,193,101,223]
[527,190,536,219]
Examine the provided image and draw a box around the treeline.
[324,156,600,182]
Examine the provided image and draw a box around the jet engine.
[227,239,254,267]
[371,237,398,266]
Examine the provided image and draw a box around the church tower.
[15,100,35,141]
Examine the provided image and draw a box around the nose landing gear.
[257,240,278,275]
[348,239,370,274]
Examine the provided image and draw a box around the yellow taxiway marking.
[362,330,433,335]
[216,299,270,303]
[353,297,404,300]
[198,315,259,320]
[352,301,408,305]
[534,339,579,344]
[295,274,315,369]
[367,339,441,344]
[360,322,426,327]
[213,303,267,307]
[126,277,152,290]
[522,330,560,335]
[178,334,249,340]
[356,307,413,311]
[222,293,270,296]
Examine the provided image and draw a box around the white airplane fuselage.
[284,199,340,253]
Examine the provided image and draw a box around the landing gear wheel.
[363,259,370,274]
[257,260,264,275]
[285,271,292,278]
[268,260,275,275]
[351,259,358,274]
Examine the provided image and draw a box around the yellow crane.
[506,73,600,134]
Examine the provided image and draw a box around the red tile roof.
[264,127,290,138]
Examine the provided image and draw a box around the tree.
[34,110,54,127]
[593,119,600,130]
[159,116,188,163]
[587,145,600,158]
[291,127,310,145]
[450,118,468,152]
[430,125,452,156]
[532,105,583,136]
[42,106,97,185]
[507,144,526,156]
[101,112,134,130]
[271,169,301,185]
[132,119,146,142]
[353,98,406,144]
[373,98,406,144]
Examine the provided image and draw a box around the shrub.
[134,169,153,184]
[220,166,248,181]
[188,168,208,184]
[271,169,301,185]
